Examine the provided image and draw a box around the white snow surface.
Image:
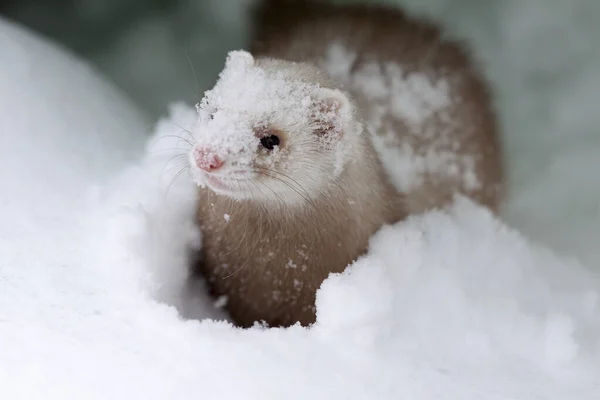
[3,2,600,399]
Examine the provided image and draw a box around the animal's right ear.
[310,88,353,142]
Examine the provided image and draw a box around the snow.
[2,1,600,399]
[192,50,261,165]
[324,44,451,129]
[191,51,358,183]
[321,42,479,193]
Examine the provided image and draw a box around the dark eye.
[260,135,280,150]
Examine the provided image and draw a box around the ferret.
[187,0,503,328]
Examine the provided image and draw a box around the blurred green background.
[0,0,251,116]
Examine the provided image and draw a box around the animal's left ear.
[310,88,353,141]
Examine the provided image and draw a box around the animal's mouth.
[203,173,251,196]
[206,175,237,190]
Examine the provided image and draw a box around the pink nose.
[194,147,224,172]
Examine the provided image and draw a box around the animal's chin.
[203,174,251,199]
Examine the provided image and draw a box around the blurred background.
[0,0,253,116]
[0,0,526,118]
[1,0,599,266]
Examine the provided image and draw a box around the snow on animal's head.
[189,50,362,207]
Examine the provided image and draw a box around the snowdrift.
[1,10,600,400]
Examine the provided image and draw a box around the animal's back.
[251,0,503,213]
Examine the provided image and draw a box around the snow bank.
[0,14,149,315]
[7,95,599,398]
[0,14,148,395]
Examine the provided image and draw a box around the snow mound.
[0,15,147,396]
[0,14,149,318]
[14,101,594,399]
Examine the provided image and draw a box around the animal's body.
[188,0,503,328]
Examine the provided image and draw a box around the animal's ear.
[310,88,353,141]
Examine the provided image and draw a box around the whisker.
[152,134,194,147]
[221,221,259,280]
[149,148,188,155]
[255,166,313,200]
[222,181,268,280]
[222,180,251,256]
[164,160,190,176]
[168,123,196,141]
[257,169,319,213]
[164,166,190,200]
[184,51,200,103]
[161,154,191,177]
[255,180,287,211]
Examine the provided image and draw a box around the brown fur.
[196,134,405,327]
[193,0,503,328]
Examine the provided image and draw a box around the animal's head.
[189,50,363,207]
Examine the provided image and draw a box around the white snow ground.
[2,0,600,399]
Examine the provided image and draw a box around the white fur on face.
[188,50,362,208]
